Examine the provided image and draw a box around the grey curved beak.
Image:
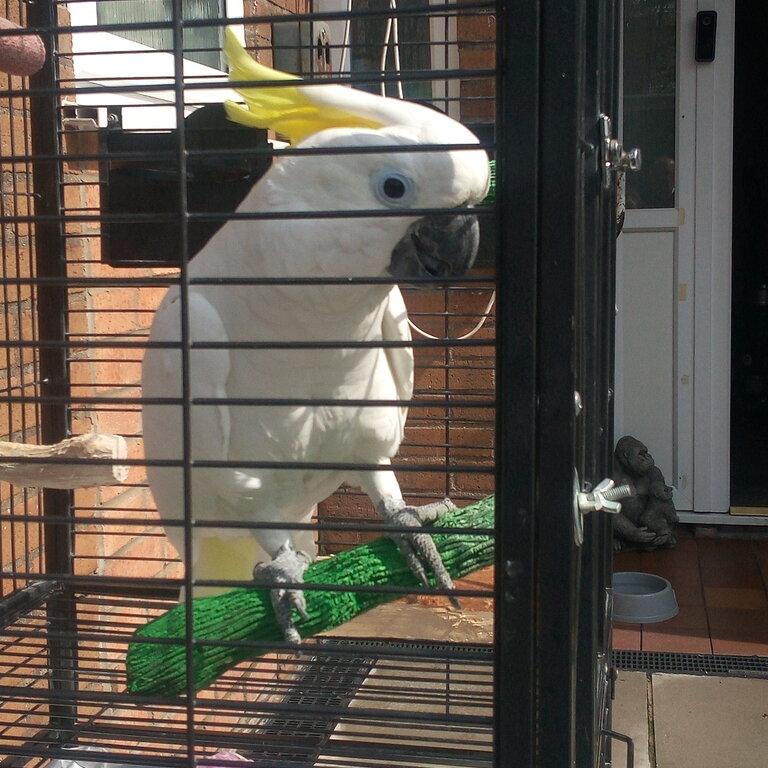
[388,213,479,280]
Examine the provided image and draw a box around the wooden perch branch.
[0,433,129,489]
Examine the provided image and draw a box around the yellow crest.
[223,28,385,145]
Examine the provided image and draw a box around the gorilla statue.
[611,435,678,551]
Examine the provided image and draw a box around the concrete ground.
[613,670,768,768]
[325,602,768,767]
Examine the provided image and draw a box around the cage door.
[495,0,621,765]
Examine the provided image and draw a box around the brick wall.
[62,125,180,584]
[457,0,497,125]
[0,1,44,596]
[1,2,314,756]
[1,0,318,593]
[244,0,311,66]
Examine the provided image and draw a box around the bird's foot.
[252,543,311,645]
[408,497,456,524]
[379,497,460,609]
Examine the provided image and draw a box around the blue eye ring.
[371,168,417,208]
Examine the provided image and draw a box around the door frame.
[615,0,734,515]
[690,0,734,515]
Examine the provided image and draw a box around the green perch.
[126,495,495,697]
[483,159,496,205]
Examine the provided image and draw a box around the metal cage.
[0,1,622,766]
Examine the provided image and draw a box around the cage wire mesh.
[0,1,498,765]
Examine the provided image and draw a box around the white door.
[616,0,734,515]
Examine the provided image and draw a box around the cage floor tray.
[0,587,493,768]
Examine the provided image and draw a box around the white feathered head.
[222,29,489,280]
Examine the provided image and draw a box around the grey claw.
[252,543,311,643]
[381,500,459,608]
[282,624,302,646]
[391,533,430,586]
[409,528,459,606]
[291,589,309,621]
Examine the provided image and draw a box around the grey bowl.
[612,571,679,623]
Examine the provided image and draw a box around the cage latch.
[600,113,642,189]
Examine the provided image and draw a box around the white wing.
[143,289,263,590]
[142,288,233,476]
[382,285,414,415]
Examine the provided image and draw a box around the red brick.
[449,471,494,497]
[62,130,100,174]
[458,12,496,45]
[89,406,143,438]
[73,523,103,575]
[102,530,179,578]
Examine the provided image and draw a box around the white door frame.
[616,0,734,515]
[690,0,734,514]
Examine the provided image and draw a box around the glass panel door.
[623,0,677,209]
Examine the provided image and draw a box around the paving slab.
[323,602,494,644]
[322,605,768,768]
[651,673,768,768]
[313,604,494,768]
[612,671,651,768]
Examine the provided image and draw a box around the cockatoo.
[141,29,490,643]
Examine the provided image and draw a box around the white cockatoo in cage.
[141,29,490,643]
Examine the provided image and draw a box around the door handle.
[600,113,641,189]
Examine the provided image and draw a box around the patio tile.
[708,607,768,656]
[614,551,644,573]
[703,585,768,610]
[642,542,699,572]
[671,582,705,607]
[613,622,641,650]
[659,602,708,629]
[611,671,651,768]
[641,603,711,653]
[752,540,768,587]
[697,539,764,588]
[612,534,768,656]
[707,606,768,633]
[710,637,768,656]
[643,564,703,594]
[651,674,768,768]
[642,627,712,654]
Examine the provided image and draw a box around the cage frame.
[0,0,622,765]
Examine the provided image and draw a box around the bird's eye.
[383,176,406,199]
[371,168,417,208]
